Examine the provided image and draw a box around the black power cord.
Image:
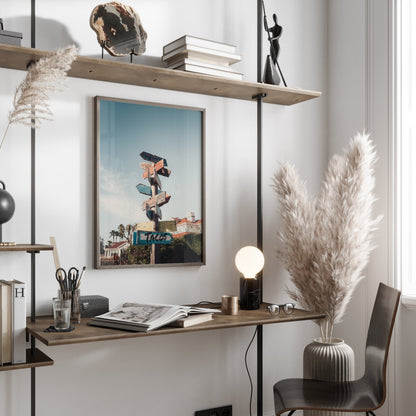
[191,300,259,415]
[245,327,258,416]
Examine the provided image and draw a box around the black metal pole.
[30,1,36,416]
[257,1,264,416]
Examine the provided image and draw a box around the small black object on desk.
[80,295,109,318]
[44,325,75,333]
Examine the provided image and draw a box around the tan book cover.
[0,281,12,364]
[168,313,213,328]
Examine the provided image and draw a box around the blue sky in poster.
[98,98,203,241]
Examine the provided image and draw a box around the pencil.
[76,266,86,289]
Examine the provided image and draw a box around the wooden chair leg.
[288,411,296,416]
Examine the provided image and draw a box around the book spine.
[174,64,243,80]
[162,45,241,64]
[11,281,26,364]
[163,36,236,55]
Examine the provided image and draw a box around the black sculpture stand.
[263,55,281,85]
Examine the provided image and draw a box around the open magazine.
[89,302,220,332]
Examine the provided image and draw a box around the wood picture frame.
[94,96,205,268]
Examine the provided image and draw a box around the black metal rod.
[256,324,263,415]
[30,123,36,323]
[31,1,36,416]
[256,2,263,416]
[257,0,263,83]
[30,125,36,324]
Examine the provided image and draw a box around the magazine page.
[90,302,222,332]
[94,303,184,328]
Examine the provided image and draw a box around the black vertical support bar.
[30,1,36,416]
[256,90,264,415]
[257,1,263,416]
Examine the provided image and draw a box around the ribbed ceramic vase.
[303,338,355,416]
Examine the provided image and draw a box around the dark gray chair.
[273,283,401,416]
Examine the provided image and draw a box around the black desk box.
[80,295,109,318]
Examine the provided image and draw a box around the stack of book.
[162,35,243,81]
[0,280,26,365]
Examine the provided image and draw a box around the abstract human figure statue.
[262,6,287,87]
[266,13,282,65]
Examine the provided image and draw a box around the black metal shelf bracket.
[252,92,268,101]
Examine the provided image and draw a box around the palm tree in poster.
[118,224,125,240]
[109,230,118,242]
[125,224,134,243]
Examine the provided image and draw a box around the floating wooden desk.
[27,304,325,412]
[27,304,325,346]
[26,304,324,412]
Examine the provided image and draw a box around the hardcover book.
[169,60,243,80]
[162,44,241,66]
[0,281,12,365]
[168,58,239,73]
[163,35,236,55]
[89,303,219,332]
[10,280,26,364]
[167,313,214,328]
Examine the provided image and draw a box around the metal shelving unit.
[0,1,321,415]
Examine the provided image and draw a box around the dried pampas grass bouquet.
[273,133,381,342]
[0,45,78,150]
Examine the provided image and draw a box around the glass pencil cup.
[58,289,81,324]
[52,298,71,331]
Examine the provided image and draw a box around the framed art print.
[94,96,205,268]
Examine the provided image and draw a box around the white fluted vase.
[303,338,355,416]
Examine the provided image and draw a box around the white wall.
[328,1,416,416]
[327,0,370,383]
[0,1,328,415]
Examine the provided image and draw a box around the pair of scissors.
[68,267,79,291]
[55,267,68,292]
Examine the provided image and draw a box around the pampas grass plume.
[0,45,78,150]
[273,133,381,342]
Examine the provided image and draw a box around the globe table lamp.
[235,246,264,310]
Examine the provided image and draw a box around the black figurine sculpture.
[267,14,282,64]
[262,2,287,87]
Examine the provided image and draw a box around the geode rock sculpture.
[90,2,147,57]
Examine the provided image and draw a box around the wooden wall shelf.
[27,305,325,347]
[0,44,321,106]
[0,244,53,252]
[0,348,53,372]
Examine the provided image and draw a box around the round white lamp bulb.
[235,246,265,279]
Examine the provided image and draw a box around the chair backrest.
[364,283,401,405]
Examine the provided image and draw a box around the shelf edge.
[0,348,54,372]
[0,44,322,106]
